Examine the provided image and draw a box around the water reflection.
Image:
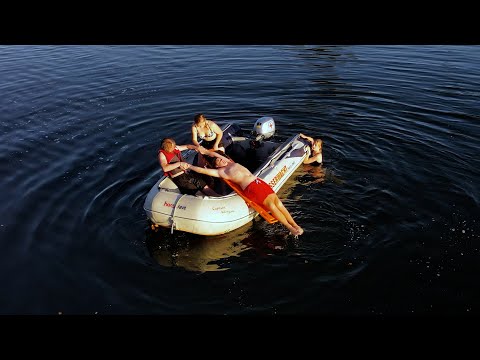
[145,222,257,272]
[297,164,344,187]
[144,149,342,274]
[145,218,300,273]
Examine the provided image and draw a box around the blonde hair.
[314,138,323,150]
[161,138,176,152]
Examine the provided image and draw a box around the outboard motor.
[253,116,275,142]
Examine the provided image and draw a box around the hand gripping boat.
[143,117,310,236]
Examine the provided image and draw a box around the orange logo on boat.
[269,165,288,187]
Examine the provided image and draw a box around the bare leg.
[264,194,302,235]
[273,197,303,235]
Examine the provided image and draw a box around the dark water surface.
[1,45,479,315]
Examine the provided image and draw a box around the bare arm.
[176,144,198,151]
[209,121,223,150]
[198,147,232,163]
[191,126,201,147]
[299,133,314,144]
[159,152,190,173]
[187,164,221,178]
[303,152,323,165]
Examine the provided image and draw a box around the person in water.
[183,148,304,236]
[158,138,219,197]
[300,133,323,164]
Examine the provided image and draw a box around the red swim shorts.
[243,178,275,205]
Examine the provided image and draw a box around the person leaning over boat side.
[191,113,225,152]
[183,148,304,236]
[158,138,219,197]
[191,113,226,168]
[299,133,323,165]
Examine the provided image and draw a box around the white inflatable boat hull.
[144,122,309,236]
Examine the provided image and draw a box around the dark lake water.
[1,45,479,315]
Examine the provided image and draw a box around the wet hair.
[206,150,232,168]
[314,138,323,150]
[194,113,205,125]
[161,138,176,152]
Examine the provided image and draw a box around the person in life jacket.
[158,138,219,197]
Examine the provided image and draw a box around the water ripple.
[1,45,479,314]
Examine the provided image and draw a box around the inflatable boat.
[143,117,310,236]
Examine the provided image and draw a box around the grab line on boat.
[170,194,187,233]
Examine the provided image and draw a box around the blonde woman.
[300,133,323,164]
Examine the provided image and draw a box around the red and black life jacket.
[158,148,184,177]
